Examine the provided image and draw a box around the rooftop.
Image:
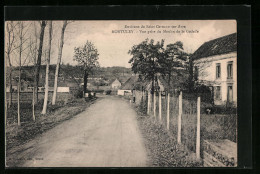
[191,33,237,60]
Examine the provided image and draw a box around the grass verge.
[5,98,98,154]
[132,103,203,167]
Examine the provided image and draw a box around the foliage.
[182,84,214,104]
[128,39,190,92]
[159,41,189,90]
[128,39,165,82]
[138,96,148,115]
[73,41,100,93]
[74,88,83,98]
[105,90,112,95]
[73,41,100,73]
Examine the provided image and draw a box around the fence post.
[32,88,35,121]
[5,95,7,126]
[167,92,170,130]
[196,96,201,160]
[159,91,162,121]
[177,91,182,144]
[153,92,156,118]
[147,91,151,115]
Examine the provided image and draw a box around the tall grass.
[137,91,237,153]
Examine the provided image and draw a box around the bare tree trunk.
[42,21,52,115]
[34,21,46,103]
[8,66,12,107]
[18,64,21,126]
[151,74,154,94]
[168,72,171,93]
[83,70,88,94]
[17,22,24,126]
[5,22,16,108]
[52,21,68,105]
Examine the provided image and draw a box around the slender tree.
[15,21,33,125]
[17,22,26,125]
[34,21,46,103]
[42,21,53,114]
[5,21,17,108]
[52,21,68,105]
[73,41,99,94]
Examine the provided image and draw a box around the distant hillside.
[6,65,133,86]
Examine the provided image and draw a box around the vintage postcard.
[5,20,238,167]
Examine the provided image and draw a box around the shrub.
[105,90,112,95]
[138,96,147,115]
[74,88,83,98]
[205,105,237,115]
[92,89,104,93]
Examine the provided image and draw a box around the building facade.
[192,33,237,106]
[111,79,121,89]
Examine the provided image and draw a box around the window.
[227,85,233,103]
[216,63,221,79]
[227,61,233,79]
[215,86,221,100]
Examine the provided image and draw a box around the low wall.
[6,92,73,104]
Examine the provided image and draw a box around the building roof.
[109,78,121,85]
[191,33,237,60]
[120,76,139,90]
[110,76,129,84]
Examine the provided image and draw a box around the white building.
[117,76,138,96]
[111,78,122,89]
[192,33,237,106]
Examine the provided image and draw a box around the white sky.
[6,20,237,68]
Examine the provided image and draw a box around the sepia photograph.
[5,20,238,167]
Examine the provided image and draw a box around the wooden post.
[196,96,201,160]
[32,87,35,121]
[177,91,182,144]
[147,91,151,115]
[17,82,20,126]
[153,91,156,117]
[159,91,162,121]
[5,94,7,126]
[167,92,170,130]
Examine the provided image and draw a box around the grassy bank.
[136,114,202,167]
[127,98,202,167]
[5,98,98,153]
[130,93,237,167]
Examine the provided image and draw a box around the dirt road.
[6,96,148,167]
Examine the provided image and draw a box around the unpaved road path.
[6,96,148,167]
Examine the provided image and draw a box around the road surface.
[6,95,148,167]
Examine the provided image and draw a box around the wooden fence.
[135,90,237,166]
[6,91,73,104]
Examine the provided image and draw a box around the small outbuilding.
[117,76,139,96]
[110,78,122,89]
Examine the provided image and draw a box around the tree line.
[128,38,196,94]
[5,20,101,126]
[5,21,70,125]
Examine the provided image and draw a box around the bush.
[138,96,147,115]
[204,105,237,115]
[74,88,83,98]
[105,90,112,95]
[92,89,104,93]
